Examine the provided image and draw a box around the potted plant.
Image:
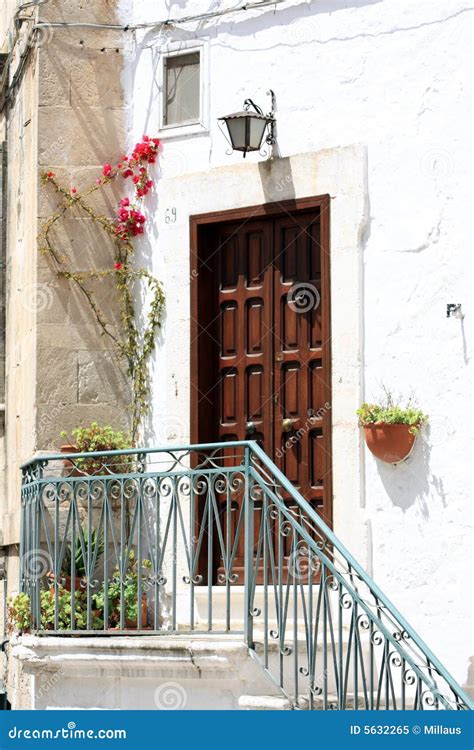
[357,391,427,464]
[47,528,104,592]
[7,586,103,633]
[6,592,32,634]
[93,550,151,630]
[60,422,134,476]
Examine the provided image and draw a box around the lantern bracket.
[243,90,276,146]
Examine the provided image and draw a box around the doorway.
[190,196,332,581]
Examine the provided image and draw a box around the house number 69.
[165,208,177,223]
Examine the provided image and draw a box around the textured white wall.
[127,0,473,685]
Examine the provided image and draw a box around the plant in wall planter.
[357,391,428,464]
[60,422,134,476]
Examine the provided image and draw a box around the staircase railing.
[19,441,472,710]
[245,442,472,710]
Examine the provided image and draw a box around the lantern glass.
[226,117,247,151]
[248,116,267,151]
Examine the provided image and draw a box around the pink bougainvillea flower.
[122,168,134,179]
[46,171,55,179]
[102,163,112,177]
[70,187,77,194]
[96,178,102,185]
[120,197,130,207]
[114,262,123,270]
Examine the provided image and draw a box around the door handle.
[245,421,256,435]
[282,418,293,433]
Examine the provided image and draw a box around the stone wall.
[1,0,132,552]
[1,0,131,705]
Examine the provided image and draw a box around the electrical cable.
[31,0,292,33]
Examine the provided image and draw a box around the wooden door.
[191,200,332,583]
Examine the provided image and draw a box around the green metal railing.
[20,441,472,710]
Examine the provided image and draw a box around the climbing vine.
[38,136,165,441]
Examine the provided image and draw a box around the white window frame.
[158,40,209,139]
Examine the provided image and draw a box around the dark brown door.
[191,200,332,582]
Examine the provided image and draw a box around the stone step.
[238,693,381,710]
[238,694,293,710]
[192,585,348,632]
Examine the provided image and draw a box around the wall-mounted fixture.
[219,90,275,157]
[447,303,464,319]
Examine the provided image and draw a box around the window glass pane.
[164,52,200,126]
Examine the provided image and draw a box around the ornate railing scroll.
[20,442,250,636]
[19,440,472,710]
[245,442,472,710]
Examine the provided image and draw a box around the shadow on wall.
[376,432,446,519]
[214,0,385,41]
[258,157,296,204]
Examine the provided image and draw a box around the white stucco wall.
[126,0,473,686]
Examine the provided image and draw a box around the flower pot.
[60,444,133,477]
[106,594,148,630]
[363,423,418,464]
[125,594,148,629]
[60,444,83,477]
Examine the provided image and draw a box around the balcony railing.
[20,441,472,710]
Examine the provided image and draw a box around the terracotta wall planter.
[363,423,418,464]
[60,444,133,477]
[60,444,83,477]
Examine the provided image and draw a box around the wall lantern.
[219,90,276,157]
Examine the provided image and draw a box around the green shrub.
[357,390,427,434]
[60,422,134,474]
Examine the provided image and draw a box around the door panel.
[215,220,273,581]
[216,220,273,446]
[273,213,330,514]
[192,202,332,583]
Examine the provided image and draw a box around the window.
[163,51,200,127]
[158,43,209,138]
